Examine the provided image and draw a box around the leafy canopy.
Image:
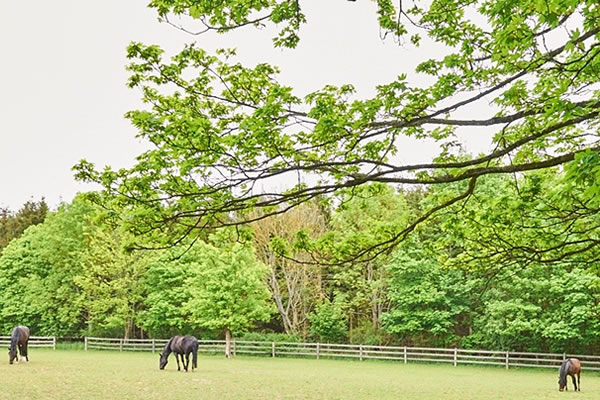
[74,0,600,261]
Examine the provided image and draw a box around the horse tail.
[192,339,198,370]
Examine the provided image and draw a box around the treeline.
[0,199,48,250]
[0,168,599,354]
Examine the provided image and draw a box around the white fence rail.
[0,336,56,349]
[85,337,230,354]
[84,337,600,371]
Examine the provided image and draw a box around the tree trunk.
[225,328,232,358]
[87,311,93,334]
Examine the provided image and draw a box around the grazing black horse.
[159,335,198,372]
[8,325,30,364]
[558,358,581,391]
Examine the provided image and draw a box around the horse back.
[12,325,29,343]
[570,358,581,374]
[183,336,198,349]
[183,335,197,344]
[18,326,30,340]
[172,335,185,353]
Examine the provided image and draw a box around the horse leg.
[571,374,577,391]
[577,372,581,391]
[175,353,181,371]
[23,342,29,362]
[184,353,190,372]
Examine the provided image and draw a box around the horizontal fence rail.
[0,336,56,349]
[84,337,226,354]
[84,337,600,371]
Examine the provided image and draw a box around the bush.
[349,322,390,346]
[308,301,347,343]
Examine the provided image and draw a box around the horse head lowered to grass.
[558,358,581,391]
[8,325,30,364]
[159,335,198,372]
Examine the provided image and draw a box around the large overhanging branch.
[458,192,600,268]
[74,0,600,263]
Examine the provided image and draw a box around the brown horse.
[8,325,30,364]
[558,358,581,391]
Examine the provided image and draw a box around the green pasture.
[1,349,598,399]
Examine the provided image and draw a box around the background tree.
[138,247,196,338]
[0,197,91,335]
[0,198,48,252]
[75,225,150,339]
[381,245,474,347]
[322,184,412,343]
[251,202,328,337]
[184,240,273,357]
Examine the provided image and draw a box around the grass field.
[1,349,598,399]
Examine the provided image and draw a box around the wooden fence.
[0,336,56,349]
[84,337,600,371]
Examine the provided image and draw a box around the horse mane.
[559,359,571,386]
[161,336,175,355]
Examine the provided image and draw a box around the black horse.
[8,325,30,364]
[159,335,198,372]
[558,358,581,391]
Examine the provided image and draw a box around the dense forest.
[2,167,599,354]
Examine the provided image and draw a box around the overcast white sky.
[0,0,491,211]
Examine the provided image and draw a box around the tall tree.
[322,184,412,340]
[74,0,600,262]
[139,247,196,338]
[381,244,474,347]
[75,225,150,339]
[184,240,273,357]
[0,197,92,335]
[251,203,327,337]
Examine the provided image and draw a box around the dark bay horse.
[558,358,581,391]
[8,325,30,364]
[159,335,198,372]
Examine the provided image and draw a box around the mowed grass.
[1,349,599,399]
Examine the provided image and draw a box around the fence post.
[84,337,88,351]
[272,342,275,357]
[505,351,509,370]
[359,345,363,361]
[453,348,457,367]
[403,346,407,364]
[152,339,155,353]
[120,339,123,352]
[563,352,566,361]
[233,340,237,357]
[316,343,320,360]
